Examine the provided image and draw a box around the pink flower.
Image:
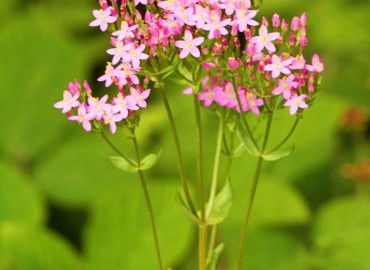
[130,87,151,108]
[249,25,280,53]
[98,63,124,87]
[87,95,109,120]
[113,93,138,119]
[239,92,264,115]
[89,9,117,32]
[284,94,309,115]
[202,12,231,39]
[102,107,123,134]
[54,90,80,113]
[306,54,324,73]
[68,104,95,132]
[272,74,298,99]
[122,43,149,69]
[264,55,293,78]
[232,9,259,32]
[112,21,138,40]
[175,30,204,59]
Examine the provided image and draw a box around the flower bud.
[261,16,269,27]
[213,43,223,55]
[291,17,300,31]
[234,37,240,48]
[228,57,239,69]
[201,46,209,55]
[289,33,295,47]
[272,13,280,28]
[281,19,288,33]
[222,37,229,48]
[299,36,308,47]
[300,12,307,26]
[99,0,109,9]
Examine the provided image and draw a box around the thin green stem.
[231,75,260,152]
[206,111,225,218]
[130,128,163,270]
[158,86,197,215]
[100,130,136,166]
[266,117,300,154]
[238,112,274,270]
[206,225,218,263]
[193,95,207,270]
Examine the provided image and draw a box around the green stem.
[158,86,197,215]
[100,130,136,166]
[231,75,260,152]
[206,111,225,218]
[266,117,300,154]
[237,112,274,270]
[130,128,164,270]
[193,95,207,270]
[206,225,218,263]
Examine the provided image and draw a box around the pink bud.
[291,17,300,31]
[281,19,288,33]
[213,43,223,55]
[228,57,239,69]
[99,0,109,9]
[244,28,252,40]
[68,80,81,94]
[234,37,240,48]
[222,37,229,48]
[261,16,269,27]
[246,43,256,56]
[201,46,209,55]
[124,12,131,22]
[289,33,295,47]
[83,80,92,95]
[299,36,308,47]
[300,12,307,26]
[231,23,238,36]
[272,13,280,28]
[300,25,307,37]
[258,60,265,72]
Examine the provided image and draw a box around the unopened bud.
[272,13,280,28]
[281,19,288,33]
[289,33,295,47]
[300,12,307,26]
[213,43,223,55]
[261,16,269,27]
[228,57,239,69]
[291,17,300,31]
[299,36,308,47]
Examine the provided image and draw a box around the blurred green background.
[0,0,369,269]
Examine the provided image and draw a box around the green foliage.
[83,180,193,269]
[0,0,369,269]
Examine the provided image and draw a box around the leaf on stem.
[175,192,202,225]
[262,145,295,161]
[108,156,138,172]
[236,124,261,157]
[233,143,247,158]
[206,179,233,225]
[207,243,225,270]
[139,150,162,170]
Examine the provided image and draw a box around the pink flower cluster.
[55,0,325,132]
[54,80,150,133]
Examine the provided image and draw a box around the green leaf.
[208,243,225,270]
[261,145,295,161]
[236,124,260,157]
[177,61,193,82]
[251,180,310,227]
[0,7,88,159]
[34,136,127,208]
[139,150,162,170]
[206,179,233,225]
[176,192,201,225]
[0,163,45,226]
[0,226,81,270]
[233,143,247,158]
[312,197,370,269]
[108,156,138,172]
[84,180,193,269]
